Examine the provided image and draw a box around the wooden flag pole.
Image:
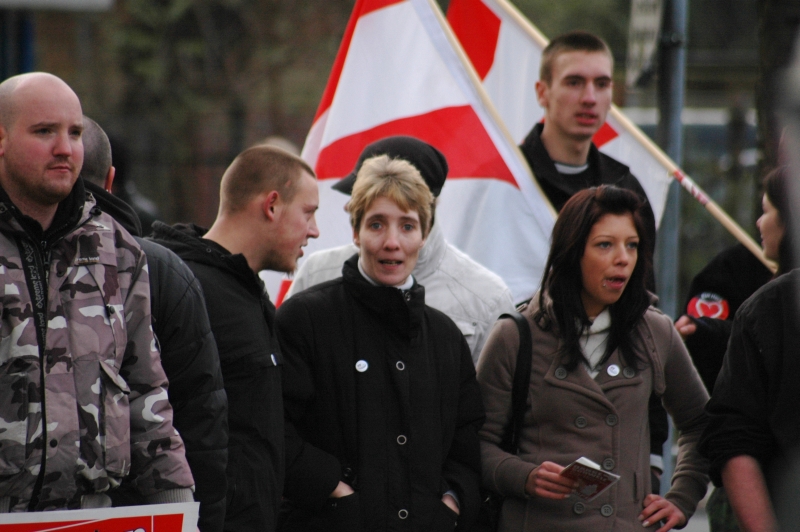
[489,0,776,272]
[423,0,558,219]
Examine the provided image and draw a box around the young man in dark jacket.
[152,145,320,532]
[79,116,228,532]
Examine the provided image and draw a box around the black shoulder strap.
[498,310,532,454]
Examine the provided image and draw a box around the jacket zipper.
[26,211,95,510]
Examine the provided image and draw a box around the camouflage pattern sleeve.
[115,229,195,500]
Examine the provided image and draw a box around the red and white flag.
[264,0,556,303]
[447,0,673,225]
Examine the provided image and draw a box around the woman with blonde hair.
[276,155,484,531]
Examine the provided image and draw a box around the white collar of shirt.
[554,161,590,175]
[581,309,611,378]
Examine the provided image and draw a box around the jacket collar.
[414,222,447,278]
[342,254,426,339]
[0,179,94,243]
[83,180,142,237]
[519,123,631,198]
[151,221,266,296]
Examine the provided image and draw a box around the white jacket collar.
[415,222,447,278]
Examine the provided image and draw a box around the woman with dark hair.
[477,185,709,531]
[759,165,795,274]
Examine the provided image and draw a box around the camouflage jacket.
[0,189,194,511]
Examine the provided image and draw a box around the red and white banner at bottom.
[0,502,199,532]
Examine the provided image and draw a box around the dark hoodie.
[85,182,229,532]
[151,221,284,532]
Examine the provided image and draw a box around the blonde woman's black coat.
[276,256,484,532]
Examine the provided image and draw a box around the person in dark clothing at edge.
[78,117,228,532]
[152,145,320,532]
[678,166,795,532]
[276,154,484,532]
[518,30,667,491]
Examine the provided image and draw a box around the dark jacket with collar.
[681,243,773,393]
[520,123,657,253]
[151,221,284,532]
[85,183,228,532]
[700,268,800,493]
[276,255,484,532]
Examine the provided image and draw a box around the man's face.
[536,51,613,143]
[267,171,320,273]
[0,78,84,209]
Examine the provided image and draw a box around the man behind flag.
[519,30,657,269]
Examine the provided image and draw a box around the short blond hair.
[348,155,434,238]
[219,145,315,214]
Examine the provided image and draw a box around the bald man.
[0,73,194,512]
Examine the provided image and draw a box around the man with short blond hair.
[0,72,194,512]
[152,145,319,532]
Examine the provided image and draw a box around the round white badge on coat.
[607,364,620,377]
[356,360,369,372]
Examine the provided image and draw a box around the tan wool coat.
[477,300,709,532]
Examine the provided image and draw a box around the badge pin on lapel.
[355,360,369,372]
[607,364,620,377]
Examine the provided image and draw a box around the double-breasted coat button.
[623,366,636,378]
[600,504,614,517]
[555,367,568,379]
[398,509,409,519]
[602,458,615,470]
[575,416,588,429]
[605,414,618,426]
[573,502,586,515]
[396,361,405,371]
[397,435,407,445]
